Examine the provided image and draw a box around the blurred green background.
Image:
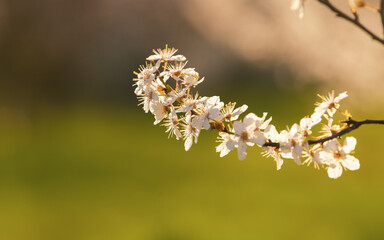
[1,0,384,239]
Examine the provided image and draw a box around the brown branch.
[210,116,384,149]
[263,141,280,148]
[317,0,384,45]
[263,118,384,148]
[381,0,384,35]
[308,118,384,145]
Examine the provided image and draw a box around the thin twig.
[263,118,384,148]
[308,118,384,145]
[317,0,384,45]
[381,0,384,35]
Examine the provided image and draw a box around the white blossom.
[319,116,341,138]
[133,64,158,95]
[166,62,188,81]
[231,113,269,160]
[172,55,187,61]
[163,88,187,106]
[176,94,207,113]
[181,112,201,151]
[311,91,348,122]
[218,102,248,121]
[299,117,315,136]
[194,96,224,130]
[255,112,272,131]
[150,101,169,125]
[136,63,157,82]
[216,132,236,157]
[137,84,159,113]
[317,137,360,179]
[180,68,204,87]
[163,107,182,140]
[280,124,303,165]
[303,143,322,168]
[147,46,186,62]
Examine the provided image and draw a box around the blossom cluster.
[133,46,360,179]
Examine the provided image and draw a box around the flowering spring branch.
[133,46,383,179]
[291,0,384,45]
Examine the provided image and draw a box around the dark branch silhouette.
[263,118,384,148]
[381,0,384,35]
[317,0,384,45]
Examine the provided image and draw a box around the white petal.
[327,163,343,179]
[343,137,357,154]
[243,113,257,129]
[279,130,290,143]
[227,137,238,149]
[312,102,328,119]
[202,118,210,130]
[310,112,323,125]
[290,123,300,137]
[334,91,348,103]
[193,115,204,130]
[155,60,161,69]
[300,117,312,130]
[217,140,233,157]
[196,96,208,105]
[255,112,269,129]
[260,116,272,130]
[249,131,266,146]
[146,55,161,61]
[341,155,360,171]
[206,96,220,106]
[327,108,337,117]
[323,140,339,153]
[261,112,268,120]
[275,154,284,170]
[233,121,244,135]
[216,142,225,153]
[232,104,248,118]
[220,148,231,157]
[293,144,302,165]
[185,112,192,124]
[317,150,334,164]
[264,125,279,142]
[237,142,247,160]
[193,134,199,144]
[184,136,193,151]
[174,128,182,140]
[196,77,204,85]
[143,99,150,113]
[171,55,186,61]
[216,135,231,157]
[208,108,220,120]
[280,143,293,159]
[151,102,168,125]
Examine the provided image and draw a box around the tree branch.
[263,118,384,148]
[317,0,384,45]
[381,0,384,35]
[308,118,384,145]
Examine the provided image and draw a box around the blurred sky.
[1,0,384,112]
